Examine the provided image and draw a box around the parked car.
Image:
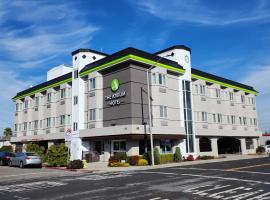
[266,145,270,154]
[9,152,42,168]
[0,152,15,166]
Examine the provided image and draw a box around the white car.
[266,145,270,154]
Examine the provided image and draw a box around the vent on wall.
[201,97,206,101]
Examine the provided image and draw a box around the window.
[73,122,78,131]
[215,89,221,98]
[199,137,212,152]
[67,115,71,125]
[160,139,173,153]
[40,120,42,128]
[89,109,96,121]
[246,138,254,150]
[24,122,27,131]
[159,106,168,118]
[194,85,199,94]
[254,118,257,126]
[15,124,17,132]
[250,118,253,126]
[60,115,65,125]
[113,140,126,153]
[46,118,51,128]
[35,97,39,106]
[89,78,96,90]
[239,117,242,125]
[74,96,78,105]
[213,114,216,123]
[201,112,207,122]
[24,100,28,109]
[152,73,157,84]
[241,95,245,104]
[251,97,255,105]
[200,85,206,95]
[243,117,247,125]
[47,93,52,103]
[227,116,230,124]
[34,120,38,129]
[217,113,222,123]
[231,115,236,124]
[16,103,19,111]
[60,89,66,99]
[158,74,166,86]
[229,92,234,101]
[74,69,78,79]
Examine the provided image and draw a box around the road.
[0,157,269,200]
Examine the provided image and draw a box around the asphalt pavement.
[0,157,269,200]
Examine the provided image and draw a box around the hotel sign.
[104,79,126,106]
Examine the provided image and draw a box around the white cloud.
[0,1,100,134]
[132,0,270,25]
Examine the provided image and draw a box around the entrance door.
[94,141,105,161]
[218,137,241,154]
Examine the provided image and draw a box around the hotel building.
[11,45,260,161]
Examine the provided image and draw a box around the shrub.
[46,144,68,167]
[138,159,148,166]
[0,145,13,152]
[186,154,195,161]
[25,143,45,161]
[114,152,127,161]
[109,162,130,167]
[154,147,160,165]
[256,146,266,154]
[160,154,174,164]
[143,151,151,165]
[67,160,84,169]
[174,147,182,162]
[197,155,215,160]
[127,155,140,166]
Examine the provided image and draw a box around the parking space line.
[225,163,270,171]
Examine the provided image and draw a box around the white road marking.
[0,181,66,193]
[179,173,270,185]
[141,171,178,175]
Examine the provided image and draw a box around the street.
[0,157,269,200]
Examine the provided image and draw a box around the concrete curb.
[89,154,269,173]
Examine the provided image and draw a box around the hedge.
[46,144,68,167]
[160,153,174,164]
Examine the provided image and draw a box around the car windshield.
[26,153,39,156]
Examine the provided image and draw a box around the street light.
[147,52,174,166]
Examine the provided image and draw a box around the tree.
[3,128,12,137]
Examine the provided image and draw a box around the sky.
[0,0,269,134]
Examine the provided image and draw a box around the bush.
[0,145,13,152]
[197,155,215,160]
[46,144,68,167]
[143,151,151,165]
[138,159,148,166]
[67,160,84,169]
[127,155,140,166]
[108,152,128,166]
[256,146,266,154]
[25,143,45,161]
[109,162,130,167]
[174,147,182,162]
[186,154,195,161]
[154,147,160,165]
[160,154,174,164]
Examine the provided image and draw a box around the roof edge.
[155,45,191,55]
[71,48,108,56]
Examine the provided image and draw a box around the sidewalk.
[87,154,268,173]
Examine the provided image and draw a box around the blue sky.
[0,0,269,134]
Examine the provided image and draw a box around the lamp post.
[147,52,174,166]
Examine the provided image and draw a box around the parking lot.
[0,157,269,200]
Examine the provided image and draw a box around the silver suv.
[9,152,42,168]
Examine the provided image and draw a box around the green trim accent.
[79,54,186,77]
[191,74,258,95]
[13,78,72,100]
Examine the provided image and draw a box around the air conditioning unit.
[89,92,95,97]
[47,104,51,108]
[219,125,223,129]
[201,97,206,101]
[230,102,234,106]
[202,124,208,129]
[160,121,168,126]
[217,100,221,104]
[35,107,38,111]
[60,100,65,105]
[159,87,167,93]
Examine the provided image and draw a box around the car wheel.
[19,161,24,168]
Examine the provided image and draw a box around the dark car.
[0,152,15,166]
